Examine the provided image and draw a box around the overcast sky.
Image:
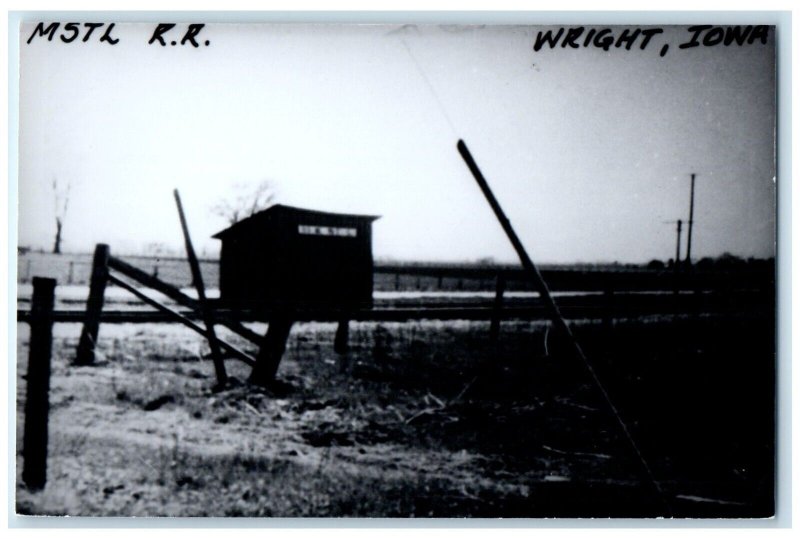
[18,23,775,263]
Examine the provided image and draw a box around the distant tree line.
[647,253,775,271]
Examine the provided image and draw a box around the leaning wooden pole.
[457,141,580,337]
[457,139,672,516]
[174,189,228,387]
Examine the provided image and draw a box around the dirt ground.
[15,314,774,518]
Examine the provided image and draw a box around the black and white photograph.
[13,19,778,519]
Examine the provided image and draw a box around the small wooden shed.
[213,204,379,309]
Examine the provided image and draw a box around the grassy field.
[15,311,774,518]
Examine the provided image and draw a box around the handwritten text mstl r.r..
[25,23,211,48]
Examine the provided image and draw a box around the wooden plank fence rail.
[11,306,592,324]
[72,244,259,377]
[374,264,774,293]
[107,274,255,366]
[108,255,199,309]
[16,291,771,325]
[108,254,263,346]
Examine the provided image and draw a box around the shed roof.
[212,204,380,239]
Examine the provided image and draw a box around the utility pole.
[674,219,683,271]
[685,173,696,267]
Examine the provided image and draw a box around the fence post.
[22,277,56,490]
[334,316,350,354]
[490,274,506,341]
[76,244,110,365]
[603,288,615,329]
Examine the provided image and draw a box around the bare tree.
[52,177,71,254]
[211,179,277,225]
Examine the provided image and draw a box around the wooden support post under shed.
[249,313,295,387]
[334,313,351,373]
[76,243,110,365]
[23,277,56,490]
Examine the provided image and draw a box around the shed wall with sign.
[212,205,379,309]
